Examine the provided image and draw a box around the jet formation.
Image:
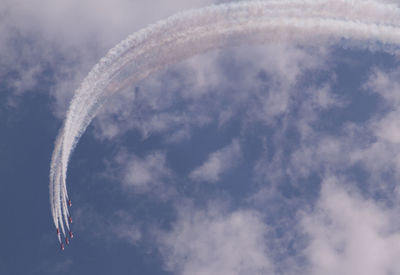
[57,199,74,251]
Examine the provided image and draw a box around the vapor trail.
[50,0,400,238]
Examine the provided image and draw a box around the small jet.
[68,199,72,207]
[68,216,72,224]
[56,228,62,244]
[69,231,74,239]
[65,237,69,245]
[60,243,64,251]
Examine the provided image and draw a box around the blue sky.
[3,0,400,274]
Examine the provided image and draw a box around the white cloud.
[373,111,400,144]
[301,177,400,275]
[252,85,346,187]
[0,0,216,112]
[234,44,331,126]
[365,68,400,145]
[189,139,241,183]
[157,202,273,275]
[364,67,400,106]
[115,151,173,197]
[2,0,215,51]
[339,67,400,186]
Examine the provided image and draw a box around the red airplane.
[56,228,60,235]
[68,199,72,207]
[69,231,74,239]
[68,216,72,224]
[60,243,64,251]
[65,237,69,245]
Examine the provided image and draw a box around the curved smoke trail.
[50,0,400,238]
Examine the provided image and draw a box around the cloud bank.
[190,139,241,183]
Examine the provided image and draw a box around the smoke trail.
[50,0,400,237]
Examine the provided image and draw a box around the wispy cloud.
[91,43,330,142]
[122,152,170,188]
[0,0,216,111]
[157,202,272,275]
[74,204,142,245]
[37,258,73,275]
[301,176,400,275]
[189,139,241,183]
[110,150,175,199]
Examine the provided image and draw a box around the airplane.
[69,231,74,239]
[56,228,62,244]
[68,216,72,224]
[65,237,69,245]
[68,199,72,207]
[60,243,64,251]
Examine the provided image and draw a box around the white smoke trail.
[50,0,400,238]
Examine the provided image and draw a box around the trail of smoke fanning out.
[50,0,400,237]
